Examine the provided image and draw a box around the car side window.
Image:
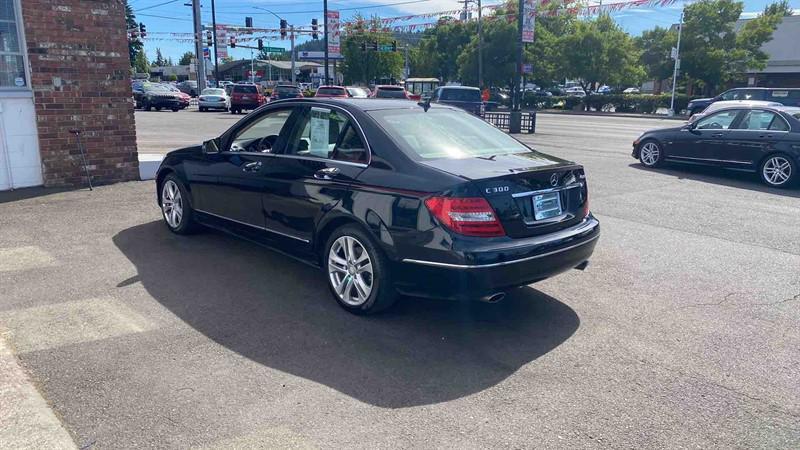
[735,110,788,131]
[695,110,739,130]
[332,124,368,164]
[229,108,294,153]
[285,107,348,159]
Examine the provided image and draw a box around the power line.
[134,0,182,12]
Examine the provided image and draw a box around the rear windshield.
[347,87,369,98]
[440,89,481,102]
[375,88,406,98]
[369,109,530,160]
[234,85,258,94]
[202,88,224,96]
[276,86,300,95]
[317,87,346,96]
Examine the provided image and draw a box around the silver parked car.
[198,88,230,112]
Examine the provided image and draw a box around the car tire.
[143,102,151,111]
[155,106,162,111]
[638,139,664,168]
[324,224,398,315]
[759,153,797,188]
[159,174,198,235]
[172,108,180,112]
[199,107,206,112]
[230,108,237,114]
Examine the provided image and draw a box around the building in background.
[0,0,138,191]
[743,15,800,88]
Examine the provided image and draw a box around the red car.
[270,84,304,102]
[314,86,349,98]
[229,83,266,114]
[371,85,410,99]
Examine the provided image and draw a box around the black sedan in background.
[155,99,599,314]
[633,105,800,188]
[133,83,188,111]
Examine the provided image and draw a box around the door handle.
[314,167,340,180]
[242,161,262,172]
[711,133,724,138]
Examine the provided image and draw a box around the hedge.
[522,93,703,115]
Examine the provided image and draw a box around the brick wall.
[21,0,138,187]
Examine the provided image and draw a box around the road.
[1,110,798,449]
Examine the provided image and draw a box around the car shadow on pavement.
[629,162,800,198]
[113,221,580,408]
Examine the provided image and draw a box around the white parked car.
[198,88,230,112]
[623,87,641,94]
[688,100,784,122]
[565,86,586,97]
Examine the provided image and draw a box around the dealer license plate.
[533,192,562,221]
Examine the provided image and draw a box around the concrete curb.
[139,153,165,181]
[0,333,77,449]
[536,110,687,121]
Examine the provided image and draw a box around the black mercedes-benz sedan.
[155,99,599,314]
[633,105,800,188]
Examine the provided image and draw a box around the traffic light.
[311,19,318,40]
[280,19,288,39]
[139,22,146,38]
[258,39,264,50]
[230,36,236,48]
[360,42,366,52]
[206,31,213,47]
[392,40,397,52]
[245,17,253,28]
[371,41,378,51]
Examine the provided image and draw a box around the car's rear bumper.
[392,216,600,300]
[231,102,262,109]
[199,101,227,109]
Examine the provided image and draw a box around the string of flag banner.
[130,0,678,42]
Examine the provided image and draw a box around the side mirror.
[202,138,220,154]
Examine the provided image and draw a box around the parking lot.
[2,108,799,448]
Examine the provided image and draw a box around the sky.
[128,0,799,63]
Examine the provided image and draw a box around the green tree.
[636,26,678,85]
[556,14,644,91]
[526,12,576,88]
[680,0,787,94]
[340,15,404,84]
[456,19,517,88]
[178,52,194,65]
[152,48,168,67]
[125,1,143,69]
[133,49,150,74]
[409,19,474,82]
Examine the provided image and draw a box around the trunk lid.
[420,152,589,238]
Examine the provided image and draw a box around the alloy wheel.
[640,142,660,166]
[328,236,374,306]
[762,156,792,186]
[161,180,184,229]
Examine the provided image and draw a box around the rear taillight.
[424,197,505,237]
[580,190,590,218]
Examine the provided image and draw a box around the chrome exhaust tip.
[481,292,506,303]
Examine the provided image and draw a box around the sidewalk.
[0,334,76,449]
[536,109,687,120]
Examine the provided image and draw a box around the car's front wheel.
[638,140,663,167]
[325,225,397,314]
[160,175,197,234]
[760,154,796,188]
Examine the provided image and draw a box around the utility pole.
[477,0,483,88]
[250,48,255,83]
[290,25,296,85]
[211,0,219,87]
[669,10,683,116]
[191,0,206,91]
[510,0,524,133]
[267,40,273,82]
[323,0,329,84]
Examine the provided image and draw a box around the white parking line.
[0,297,156,354]
[0,335,77,449]
[0,246,56,273]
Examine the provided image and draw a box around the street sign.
[379,44,393,52]
[326,11,341,57]
[298,51,344,60]
[262,47,285,53]
[523,63,533,74]
[670,47,678,59]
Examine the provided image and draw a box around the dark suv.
[430,86,484,116]
[229,84,266,114]
[270,85,303,101]
[688,88,800,116]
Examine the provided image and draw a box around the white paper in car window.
[309,107,330,157]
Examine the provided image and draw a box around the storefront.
[0,0,138,191]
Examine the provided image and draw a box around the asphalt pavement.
[1,109,798,449]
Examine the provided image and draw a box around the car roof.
[375,85,404,89]
[317,85,345,89]
[440,86,480,91]
[268,97,457,112]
